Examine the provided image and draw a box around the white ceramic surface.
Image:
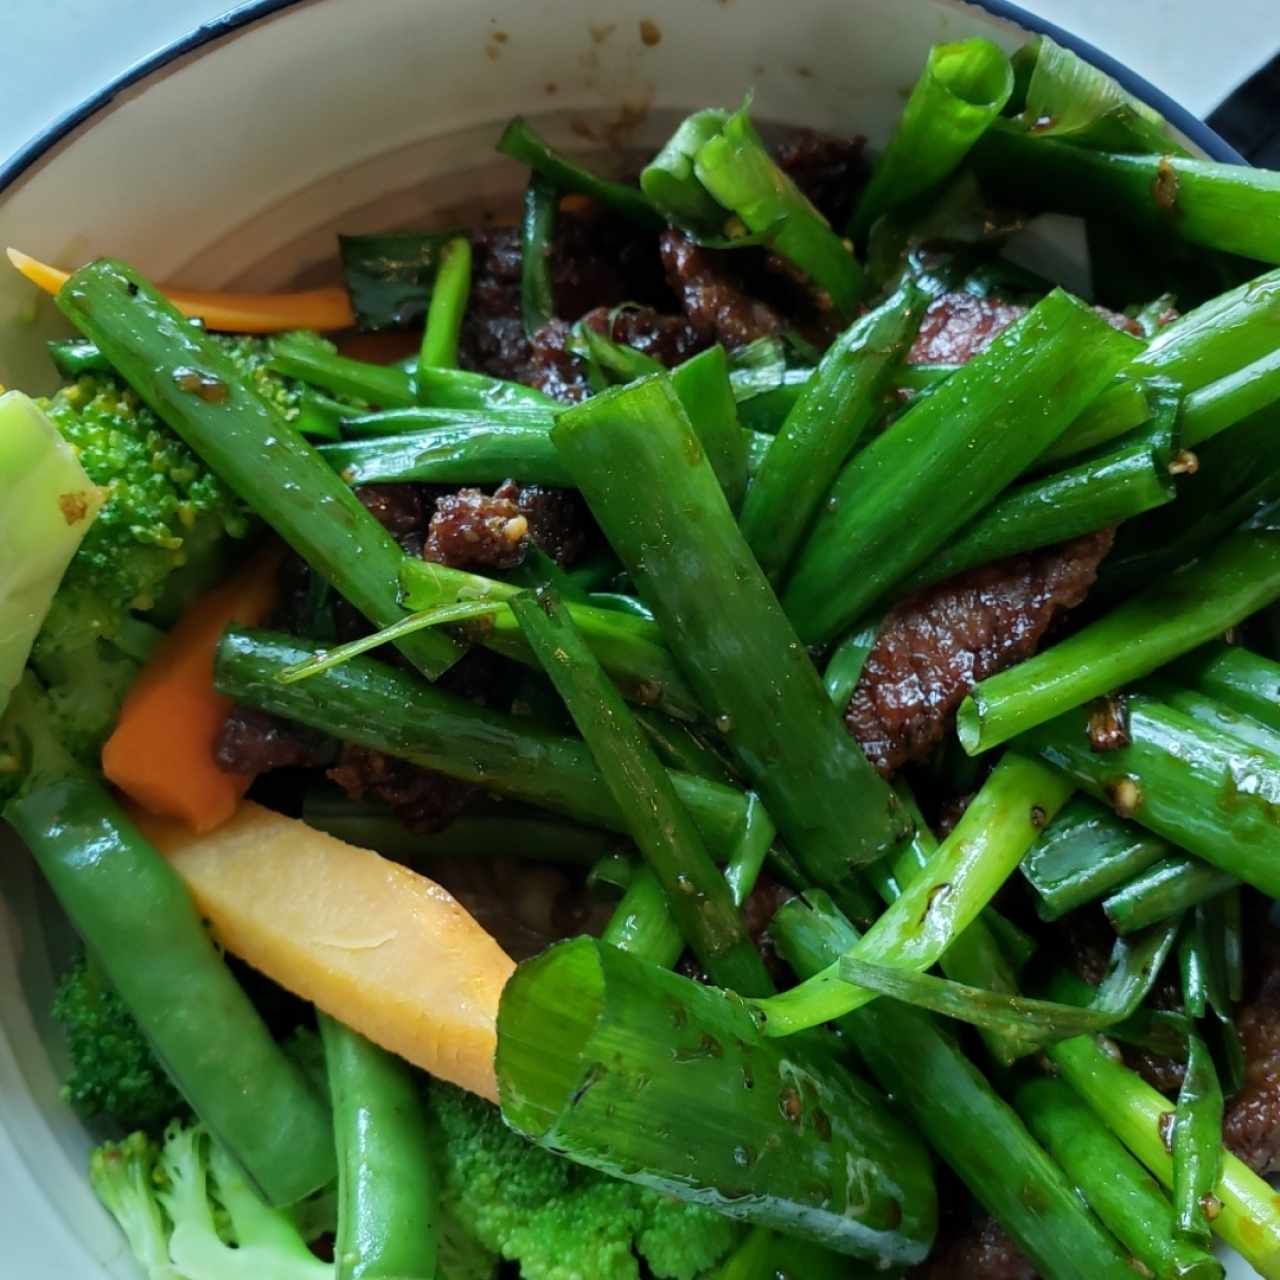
[0,1,1261,1276]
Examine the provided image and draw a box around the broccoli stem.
[496,936,938,1265]
[320,1014,438,1280]
[4,731,334,1206]
[55,261,462,679]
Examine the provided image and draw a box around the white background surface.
[0,0,1277,168]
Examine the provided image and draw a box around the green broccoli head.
[430,1083,742,1280]
[52,953,188,1135]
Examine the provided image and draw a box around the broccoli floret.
[88,1132,176,1280]
[52,953,187,1134]
[430,1084,742,1280]
[214,334,303,423]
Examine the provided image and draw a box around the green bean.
[497,936,937,1264]
[971,122,1280,264]
[552,375,906,882]
[851,39,1015,240]
[56,259,462,678]
[1021,796,1172,920]
[319,1014,438,1279]
[4,766,335,1206]
[1172,1034,1224,1247]
[752,754,1072,1036]
[740,284,924,581]
[496,117,663,229]
[782,289,1140,644]
[510,588,772,994]
[695,104,863,313]
[1021,692,1280,897]
[520,174,559,336]
[775,894,1139,1280]
[959,531,1280,754]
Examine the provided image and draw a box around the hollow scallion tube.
[1182,345,1280,447]
[497,117,663,230]
[774,894,1139,1280]
[56,260,462,678]
[740,283,925,581]
[1021,796,1173,921]
[695,104,863,313]
[1173,642,1280,736]
[520,174,558,336]
[971,122,1280,264]
[418,236,470,373]
[850,38,1015,240]
[319,1013,438,1280]
[782,290,1141,645]
[495,936,938,1265]
[751,753,1072,1036]
[552,375,906,881]
[270,333,418,406]
[640,109,729,228]
[5,767,335,1206]
[1173,1033,1224,1247]
[1021,692,1280,898]
[510,588,772,994]
[1044,1021,1280,1277]
[1012,1075,1222,1280]
[959,531,1280,754]
[215,628,754,859]
[670,344,749,511]
[1103,856,1240,935]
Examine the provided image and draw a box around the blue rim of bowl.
[0,0,1246,197]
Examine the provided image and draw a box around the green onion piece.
[822,617,881,711]
[496,117,663,229]
[56,259,462,680]
[1007,35,1187,154]
[851,38,1015,240]
[418,236,471,374]
[1180,916,1211,1020]
[216,629,755,860]
[711,1225,862,1280]
[1104,856,1240,936]
[1173,1034,1225,1247]
[1041,375,1154,465]
[520,174,558,337]
[553,375,906,882]
[971,122,1280,265]
[338,231,461,331]
[496,936,938,1265]
[1021,691,1280,898]
[695,102,863,313]
[1147,677,1280,758]
[1173,642,1280,737]
[1183,345,1280,447]
[751,754,1072,1036]
[641,109,730,228]
[269,334,418,407]
[292,386,349,441]
[670,345,750,512]
[774,894,1140,1280]
[1091,917,1183,1022]
[415,364,557,410]
[1021,795,1172,921]
[837,957,1116,1045]
[1012,1074,1223,1280]
[959,531,1280,754]
[510,588,772,994]
[1046,1022,1280,1276]
[782,289,1140,645]
[740,283,924,581]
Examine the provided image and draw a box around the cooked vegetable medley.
[9,32,1280,1280]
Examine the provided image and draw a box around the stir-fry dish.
[8,32,1280,1280]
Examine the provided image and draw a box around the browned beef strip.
[527,318,594,402]
[583,303,709,366]
[772,129,868,228]
[846,531,1115,776]
[425,486,529,570]
[214,706,335,774]
[659,229,786,348]
[327,744,476,834]
[909,1218,1038,1280]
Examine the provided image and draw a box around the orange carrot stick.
[102,548,283,833]
[7,248,355,333]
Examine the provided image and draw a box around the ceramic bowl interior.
[0,1,1245,1276]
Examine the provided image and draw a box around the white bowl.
[0,1,1249,1276]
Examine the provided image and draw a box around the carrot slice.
[7,248,355,333]
[102,548,283,832]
